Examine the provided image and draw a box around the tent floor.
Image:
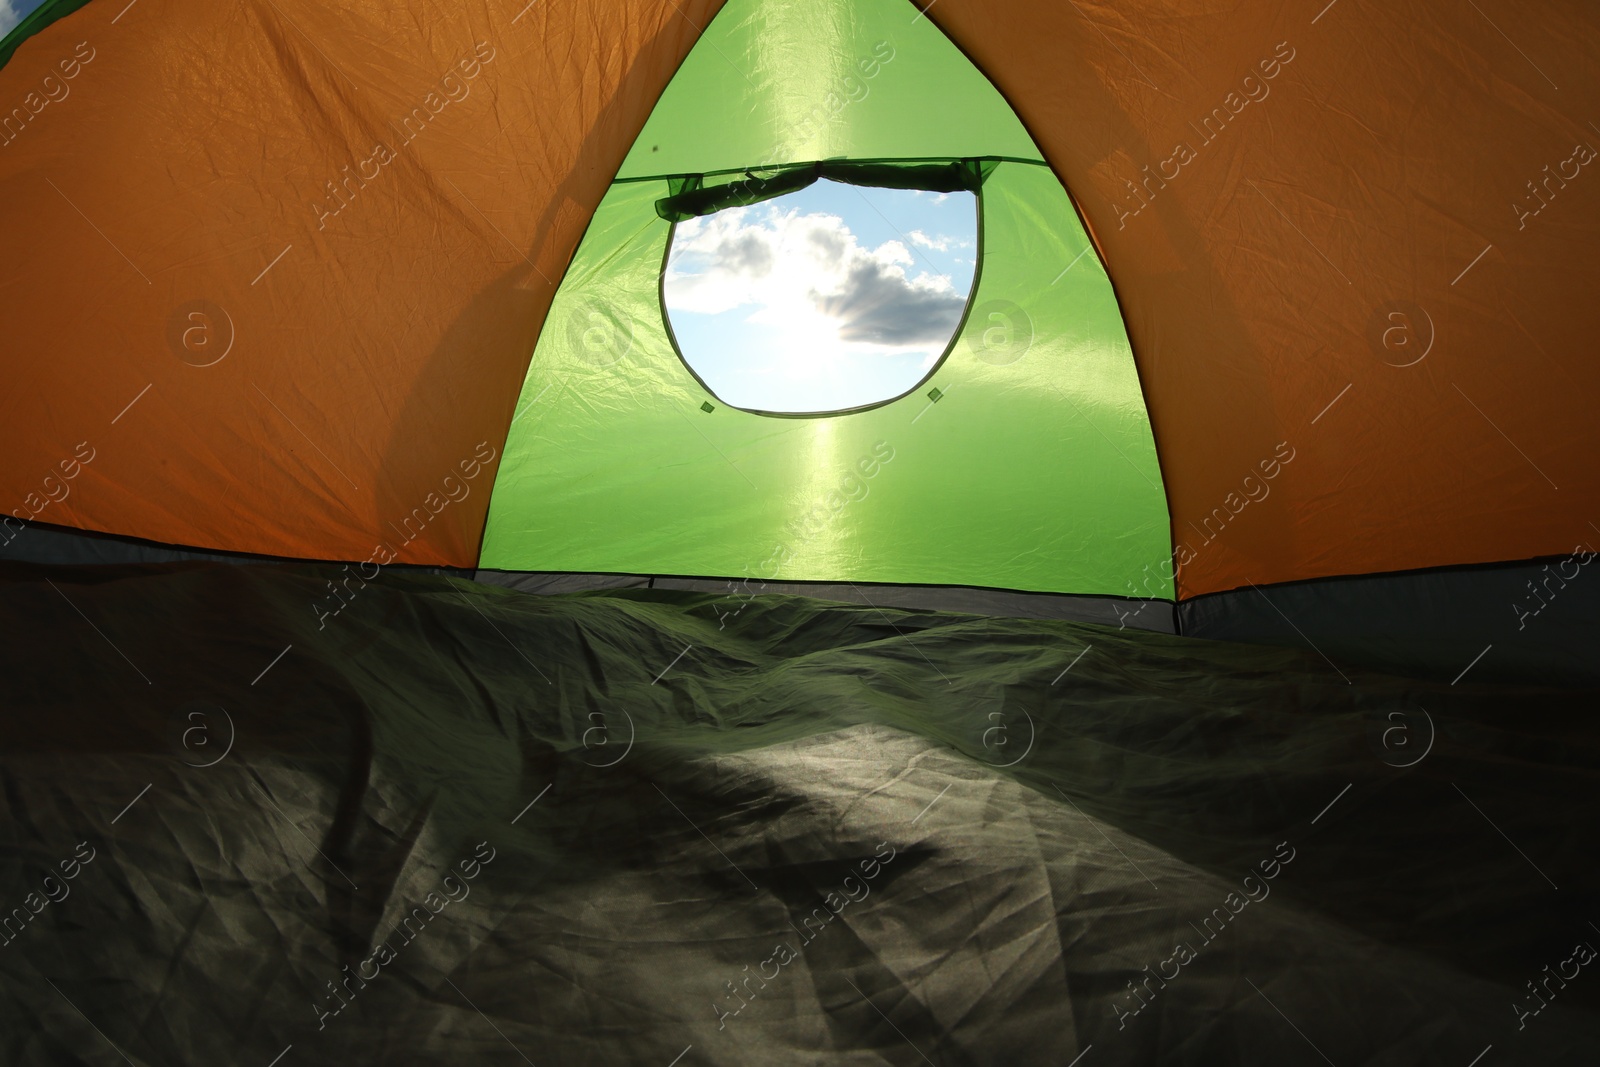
[1,562,1596,1064]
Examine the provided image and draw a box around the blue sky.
[664,180,978,413]
[0,0,48,39]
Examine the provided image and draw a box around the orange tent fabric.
[2,0,1595,597]
[926,0,1600,597]
[0,0,724,566]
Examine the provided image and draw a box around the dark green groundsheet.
[0,563,1597,1065]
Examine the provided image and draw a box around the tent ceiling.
[0,0,1594,598]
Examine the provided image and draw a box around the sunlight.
[663,180,977,414]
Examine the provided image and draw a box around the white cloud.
[0,2,26,38]
[907,229,973,252]
[666,205,967,351]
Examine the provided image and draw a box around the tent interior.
[1,0,1597,1064]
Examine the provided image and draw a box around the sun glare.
[663,180,977,414]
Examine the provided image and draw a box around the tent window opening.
[662,178,978,416]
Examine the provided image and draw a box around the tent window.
[0,1,49,40]
[662,179,978,416]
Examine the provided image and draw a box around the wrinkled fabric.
[924,0,1600,595]
[1,1,1594,593]
[0,0,726,565]
[0,563,1596,1063]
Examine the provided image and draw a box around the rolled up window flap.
[656,165,819,222]
[655,158,992,222]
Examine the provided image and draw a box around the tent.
[1,1,1597,1063]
